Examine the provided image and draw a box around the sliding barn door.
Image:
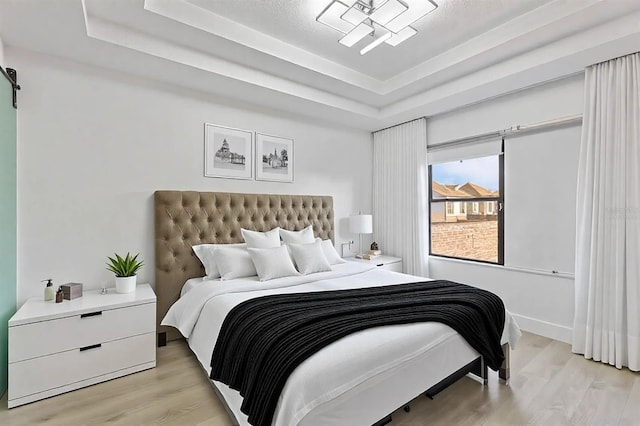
[0,69,17,396]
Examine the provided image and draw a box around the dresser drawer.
[9,302,155,362]
[9,332,155,401]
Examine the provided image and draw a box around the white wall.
[428,74,585,144]
[427,74,585,343]
[0,34,5,67]
[10,48,373,304]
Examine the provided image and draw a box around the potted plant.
[106,252,144,293]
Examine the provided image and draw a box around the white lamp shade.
[349,214,373,234]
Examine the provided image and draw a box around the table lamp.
[349,213,373,259]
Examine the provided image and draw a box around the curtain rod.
[427,114,583,150]
[374,117,426,134]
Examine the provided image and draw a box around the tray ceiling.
[188,0,552,80]
[1,0,640,130]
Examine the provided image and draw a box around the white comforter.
[162,263,521,426]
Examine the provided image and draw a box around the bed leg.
[157,332,167,348]
[499,343,510,385]
[470,356,488,385]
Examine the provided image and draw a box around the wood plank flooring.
[1,332,638,425]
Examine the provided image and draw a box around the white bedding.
[162,263,521,426]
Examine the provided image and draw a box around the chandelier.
[316,0,438,55]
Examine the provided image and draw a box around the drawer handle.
[79,343,102,352]
[80,311,102,318]
[376,263,384,267]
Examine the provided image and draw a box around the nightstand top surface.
[10,284,156,326]
[346,255,402,264]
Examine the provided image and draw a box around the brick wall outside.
[431,221,498,262]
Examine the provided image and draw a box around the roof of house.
[432,182,469,198]
[432,181,497,199]
[458,182,496,197]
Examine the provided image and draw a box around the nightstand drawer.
[9,302,155,362]
[378,262,402,273]
[9,332,155,401]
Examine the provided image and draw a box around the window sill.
[428,255,575,279]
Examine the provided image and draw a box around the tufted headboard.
[154,190,335,342]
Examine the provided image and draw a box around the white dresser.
[8,284,156,408]
[347,255,403,273]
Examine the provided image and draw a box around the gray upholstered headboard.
[154,190,335,342]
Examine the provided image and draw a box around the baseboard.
[511,314,572,344]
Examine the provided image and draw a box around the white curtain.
[572,52,640,371]
[373,118,429,277]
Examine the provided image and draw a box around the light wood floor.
[1,332,638,425]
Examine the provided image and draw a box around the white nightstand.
[347,255,403,273]
[8,284,156,408]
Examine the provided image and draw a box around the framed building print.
[255,133,294,183]
[204,123,253,180]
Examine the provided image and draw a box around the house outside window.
[429,155,504,264]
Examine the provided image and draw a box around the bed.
[154,190,520,426]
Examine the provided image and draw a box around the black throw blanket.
[210,280,505,426]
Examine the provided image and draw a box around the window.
[429,155,504,264]
[446,202,454,214]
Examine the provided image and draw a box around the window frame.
[428,153,504,265]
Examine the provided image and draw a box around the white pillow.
[192,243,247,279]
[241,227,281,249]
[248,246,299,281]
[213,246,257,280]
[288,240,333,275]
[317,238,347,265]
[280,225,315,244]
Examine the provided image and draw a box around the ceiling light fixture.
[316,0,437,55]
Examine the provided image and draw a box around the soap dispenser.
[43,279,55,301]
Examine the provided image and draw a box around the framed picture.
[256,133,294,183]
[204,123,253,180]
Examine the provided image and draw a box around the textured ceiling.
[188,0,554,80]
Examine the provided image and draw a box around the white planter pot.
[115,275,137,293]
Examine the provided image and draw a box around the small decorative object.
[61,283,83,300]
[204,123,254,180]
[256,133,294,183]
[55,287,64,303]
[42,279,55,301]
[106,252,144,294]
[368,241,382,256]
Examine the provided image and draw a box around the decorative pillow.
[241,227,281,249]
[213,246,257,280]
[288,240,333,275]
[317,238,347,265]
[192,243,247,279]
[280,225,315,245]
[248,246,300,281]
